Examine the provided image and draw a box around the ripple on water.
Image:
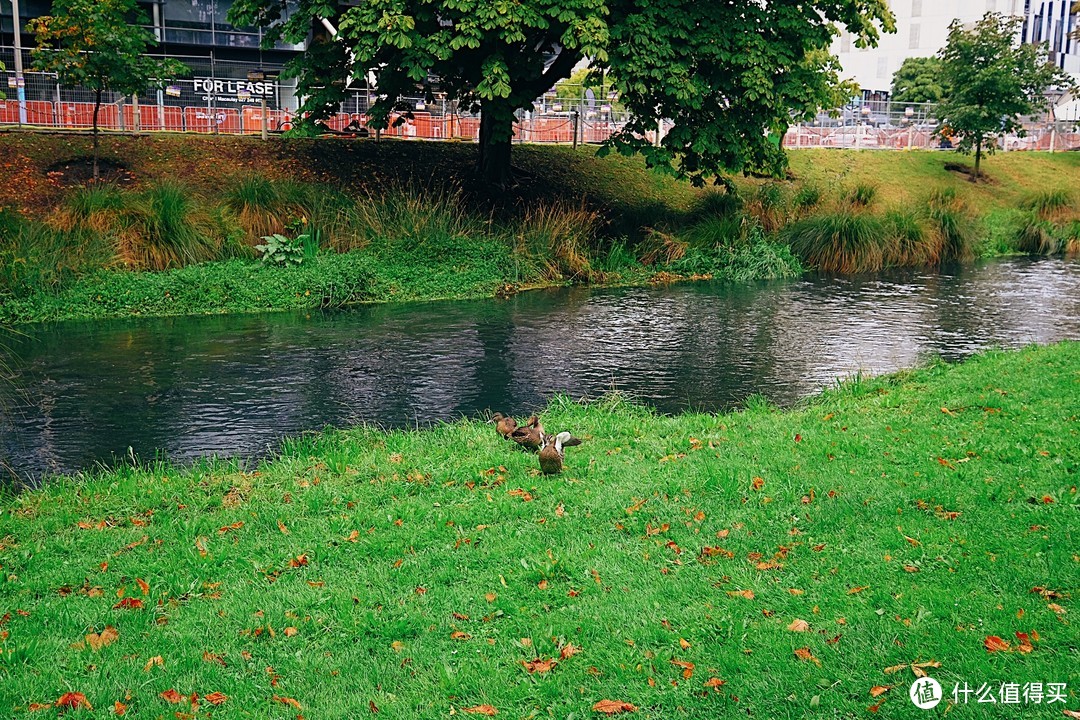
[1,256,1078,480]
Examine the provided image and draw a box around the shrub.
[52,183,127,235]
[0,221,115,295]
[691,190,743,220]
[785,209,887,273]
[256,233,307,266]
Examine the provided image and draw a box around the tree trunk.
[973,139,981,181]
[92,88,102,181]
[478,101,515,188]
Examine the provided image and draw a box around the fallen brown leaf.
[559,643,581,659]
[203,692,227,706]
[523,658,555,673]
[112,598,143,610]
[161,689,185,704]
[273,695,302,709]
[984,635,1011,653]
[462,705,498,716]
[794,647,821,666]
[56,693,92,710]
[80,625,119,651]
[143,655,164,672]
[870,686,890,698]
[787,619,810,632]
[593,699,638,714]
[727,589,754,599]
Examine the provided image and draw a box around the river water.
[1,257,1078,481]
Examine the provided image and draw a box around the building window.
[912,0,922,17]
[877,57,889,79]
[841,31,851,54]
[986,0,996,11]
[909,23,921,49]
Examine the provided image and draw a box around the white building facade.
[1023,0,1080,74]
[832,0,1029,94]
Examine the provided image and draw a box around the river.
[1,256,1078,482]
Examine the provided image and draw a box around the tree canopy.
[29,0,187,178]
[890,57,947,104]
[936,12,1075,178]
[230,0,894,186]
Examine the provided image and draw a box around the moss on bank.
[0,342,1077,717]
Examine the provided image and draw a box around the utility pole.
[11,0,28,125]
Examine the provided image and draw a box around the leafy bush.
[256,233,307,266]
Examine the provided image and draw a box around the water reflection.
[1,257,1078,480]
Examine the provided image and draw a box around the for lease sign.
[193,79,276,103]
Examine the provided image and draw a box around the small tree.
[28,0,187,180]
[890,57,947,104]
[937,12,1075,179]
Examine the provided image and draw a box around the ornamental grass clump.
[514,203,599,281]
[883,208,940,267]
[223,175,298,241]
[925,187,977,262]
[123,182,224,270]
[785,208,887,273]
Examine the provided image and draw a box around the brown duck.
[510,415,544,451]
[539,431,583,474]
[490,412,518,439]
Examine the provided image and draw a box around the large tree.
[230,0,893,187]
[936,12,1075,179]
[29,0,187,180]
[890,57,947,104]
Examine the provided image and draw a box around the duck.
[490,412,518,439]
[510,415,544,451]
[538,431,583,474]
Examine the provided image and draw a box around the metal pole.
[132,92,141,132]
[12,0,28,125]
[260,96,268,140]
[572,110,579,149]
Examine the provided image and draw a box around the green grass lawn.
[0,343,1077,717]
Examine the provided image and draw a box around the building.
[832,0,1028,94]
[1,0,309,126]
[1023,0,1080,74]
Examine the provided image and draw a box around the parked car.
[820,125,881,148]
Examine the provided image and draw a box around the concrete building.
[832,0,1027,94]
[1023,0,1080,74]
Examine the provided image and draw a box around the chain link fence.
[2,47,1077,150]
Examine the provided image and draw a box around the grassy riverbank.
[1,342,1077,717]
[1,134,1080,323]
